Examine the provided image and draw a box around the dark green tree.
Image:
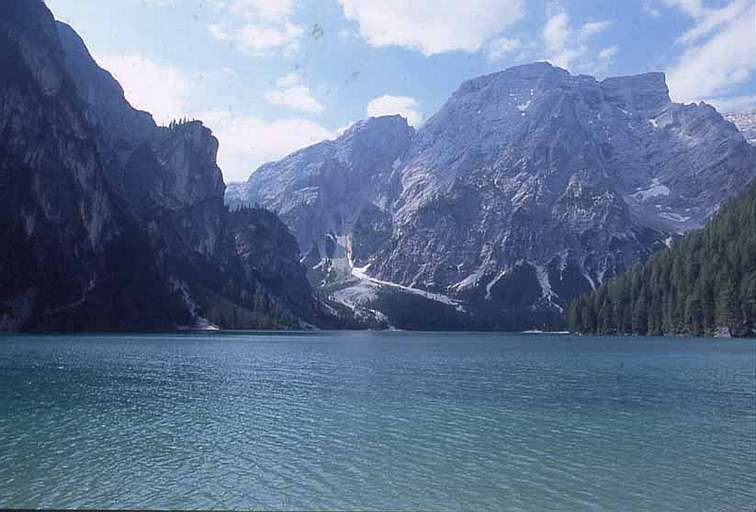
[568,181,756,337]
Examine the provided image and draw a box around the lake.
[0,332,753,511]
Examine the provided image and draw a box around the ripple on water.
[0,333,754,511]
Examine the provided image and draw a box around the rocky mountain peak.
[343,114,413,138]
[227,113,414,254]
[156,120,226,206]
[599,71,670,112]
[447,63,671,119]
[233,62,755,329]
[336,115,414,174]
[453,61,567,97]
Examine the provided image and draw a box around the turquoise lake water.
[0,332,754,511]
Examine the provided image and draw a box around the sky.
[44,0,756,183]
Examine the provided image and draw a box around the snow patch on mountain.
[582,272,597,291]
[352,264,466,312]
[485,270,508,301]
[658,212,691,223]
[633,179,670,202]
[534,264,562,312]
[452,266,487,293]
[332,280,379,305]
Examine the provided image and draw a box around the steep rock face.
[57,22,225,254]
[58,22,224,208]
[0,0,190,330]
[221,207,322,326]
[230,115,414,255]
[53,15,333,329]
[373,64,753,300]
[234,62,755,327]
[0,1,332,331]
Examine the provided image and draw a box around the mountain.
[228,115,414,255]
[568,181,756,337]
[0,0,335,331]
[725,112,756,145]
[230,62,756,330]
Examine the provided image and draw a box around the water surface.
[0,332,754,510]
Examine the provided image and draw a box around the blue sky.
[44,0,755,182]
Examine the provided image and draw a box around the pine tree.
[716,278,736,329]
[568,181,756,337]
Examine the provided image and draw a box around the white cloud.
[641,1,662,18]
[661,0,704,18]
[238,22,303,53]
[671,0,750,45]
[366,95,424,127]
[487,37,522,61]
[338,0,525,56]
[265,72,325,113]
[335,122,356,136]
[208,23,232,41]
[542,9,571,62]
[209,0,304,55]
[598,46,618,60]
[201,110,336,181]
[580,20,612,38]
[541,4,614,71]
[214,0,296,20]
[666,4,755,103]
[94,53,189,125]
[210,21,304,55]
[266,86,324,113]
[708,95,756,113]
[133,0,176,6]
[337,29,351,40]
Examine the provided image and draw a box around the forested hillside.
[568,182,756,337]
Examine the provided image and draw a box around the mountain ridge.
[230,61,755,330]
